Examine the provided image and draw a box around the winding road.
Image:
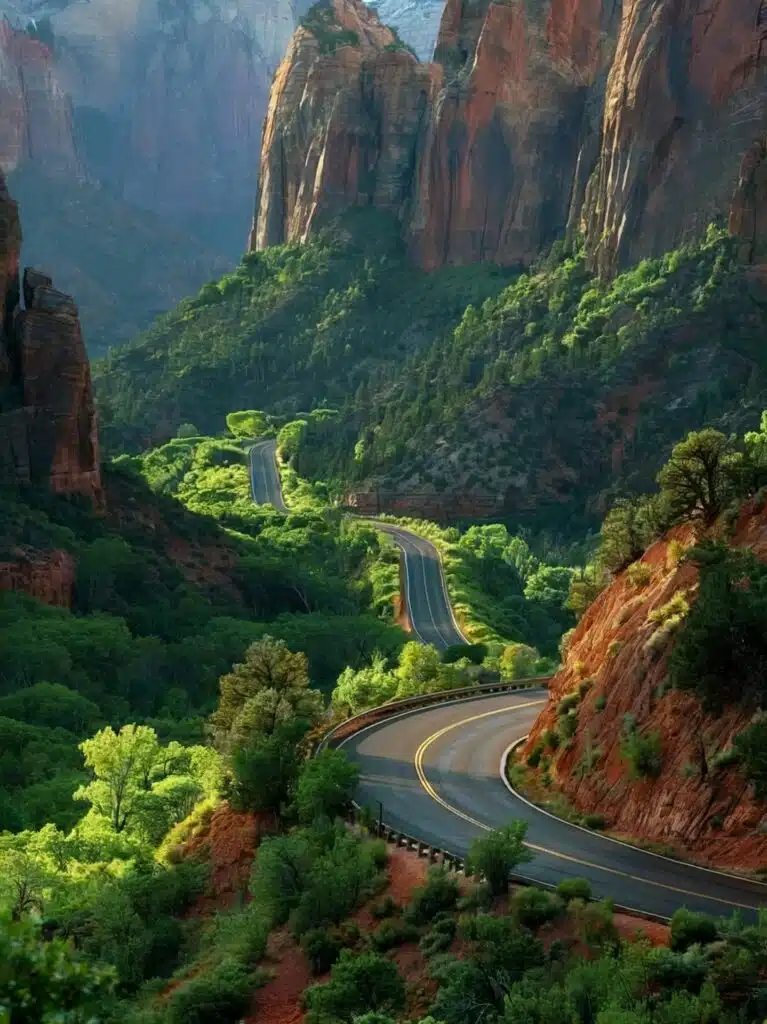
[249,440,767,919]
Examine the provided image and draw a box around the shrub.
[418,913,456,958]
[607,640,624,658]
[574,733,602,779]
[558,693,580,716]
[541,728,560,750]
[568,898,618,950]
[626,562,653,588]
[303,950,405,1022]
[594,694,607,711]
[649,591,690,625]
[513,886,565,929]
[666,539,686,569]
[583,813,606,830]
[733,719,767,797]
[166,958,252,1024]
[578,679,594,699]
[556,877,592,903]
[404,868,460,925]
[465,822,532,899]
[295,748,359,823]
[371,895,401,920]
[370,919,419,952]
[670,908,719,951]
[620,721,663,780]
[558,711,578,740]
[526,742,544,768]
[302,928,341,975]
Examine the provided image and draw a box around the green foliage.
[302,927,342,974]
[657,429,742,526]
[670,908,720,951]
[512,886,565,928]
[594,694,607,711]
[300,1,360,52]
[228,719,305,814]
[369,918,419,952]
[466,822,532,898]
[304,949,406,1022]
[226,409,271,439]
[295,748,359,823]
[620,719,663,780]
[733,719,767,797]
[0,915,116,1021]
[556,877,592,902]
[404,868,460,925]
[419,914,457,956]
[165,957,253,1024]
[668,544,767,712]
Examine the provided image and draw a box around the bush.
[626,562,653,588]
[302,928,341,975]
[541,728,560,750]
[295,748,359,823]
[303,950,405,1022]
[594,694,607,711]
[578,679,594,699]
[620,722,663,780]
[556,877,592,903]
[418,914,456,957]
[404,868,460,925]
[558,710,578,740]
[371,895,401,920]
[670,908,719,951]
[733,719,767,797]
[526,742,544,768]
[442,643,486,665]
[465,822,532,899]
[370,919,419,952]
[166,958,253,1024]
[558,693,580,715]
[513,887,564,929]
[583,813,606,830]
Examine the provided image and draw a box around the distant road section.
[247,441,467,650]
[248,439,288,512]
[374,522,468,652]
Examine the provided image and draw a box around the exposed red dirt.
[248,927,311,1024]
[182,803,267,913]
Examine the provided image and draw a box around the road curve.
[248,439,288,512]
[342,691,767,920]
[373,522,467,652]
[247,442,467,651]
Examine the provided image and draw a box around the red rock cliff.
[0,174,101,505]
[521,508,767,871]
[252,0,439,249]
[255,0,767,275]
[0,20,78,177]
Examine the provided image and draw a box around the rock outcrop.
[520,509,767,871]
[368,0,443,59]
[252,0,438,250]
[255,0,767,275]
[0,173,101,504]
[0,20,78,177]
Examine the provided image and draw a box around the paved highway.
[248,439,288,512]
[342,691,767,920]
[248,443,466,651]
[248,439,767,917]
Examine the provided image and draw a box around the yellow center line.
[414,703,761,912]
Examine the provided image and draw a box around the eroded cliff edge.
[253,0,767,275]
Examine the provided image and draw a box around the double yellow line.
[413,702,760,912]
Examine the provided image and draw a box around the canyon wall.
[254,0,767,275]
[0,173,101,504]
[520,510,767,871]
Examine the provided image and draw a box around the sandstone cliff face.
[0,20,78,176]
[0,174,101,504]
[253,0,438,250]
[521,509,767,871]
[257,0,767,275]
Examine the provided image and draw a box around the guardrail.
[316,675,552,752]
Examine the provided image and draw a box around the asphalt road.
[248,439,288,512]
[342,691,767,920]
[372,522,467,651]
[247,440,466,651]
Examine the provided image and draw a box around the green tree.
[295,749,359,823]
[465,822,532,897]
[733,718,767,798]
[226,409,269,439]
[210,636,323,750]
[394,642,441,698]
[304,949,405,1022]
[0,916,115,1021]
[176,422,200,438]
[74,725,162,833]
[229,720,305,814]
[332,653,398,714]
[657,429,742,526]
[499,643,539,681]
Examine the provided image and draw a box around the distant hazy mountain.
[367,0,442,59]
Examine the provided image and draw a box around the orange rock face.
[521,506,767,871]
[252,0,437,250]
[0,174,101,505]
[0,549,76,607]
[256,0,767,275]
